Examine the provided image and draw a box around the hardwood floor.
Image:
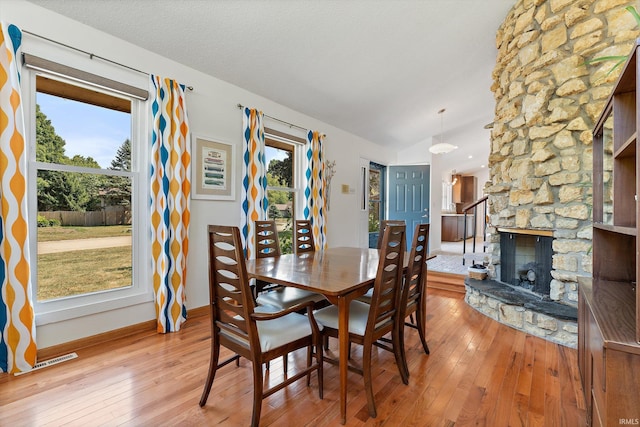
[0,289,586,426]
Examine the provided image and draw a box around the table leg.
[338,295,349,424]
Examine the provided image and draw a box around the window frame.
[264,131,305,214]
[23,58,152,326]
[264,131,304,254]
[369,162,386,223]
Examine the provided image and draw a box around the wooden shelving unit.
[579,40,640,426]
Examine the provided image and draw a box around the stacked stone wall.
[488,0,640,306]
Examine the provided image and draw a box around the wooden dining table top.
[246,246,435,298]
[245,246,382,298]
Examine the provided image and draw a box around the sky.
[265,146,287,165]
[37,92,131,168]
[37,91,289,169]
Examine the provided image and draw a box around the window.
[264,134,300,254]
[25,57,150,324]
[442,175,457,212]
[365,162,387,249]
[368,162,385,233]
[368,168,381,233]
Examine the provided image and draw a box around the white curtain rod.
[236,103,326,137]
[22,29,193,91]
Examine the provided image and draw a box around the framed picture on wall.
[191,136,236,200]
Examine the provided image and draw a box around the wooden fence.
[39,206,130,226]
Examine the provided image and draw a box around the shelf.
[496,227,553,237]
[580,278,640,354]
[614,132,637,159]
[593,223,637,236]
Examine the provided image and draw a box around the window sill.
[35,290,154,326]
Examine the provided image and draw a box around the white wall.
[1,0,398,348]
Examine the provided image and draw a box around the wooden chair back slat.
[377,220,405,249]
[209,225,258,346]
[368,224,406,334]
[294,220,315,254]
[402,223,430,318]
[255,220,281,259]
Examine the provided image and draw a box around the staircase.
[461,196,488,266]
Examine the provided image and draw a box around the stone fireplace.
[465,226,577,347]
[464,0,640,348]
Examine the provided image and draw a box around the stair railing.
[462,195,488,265]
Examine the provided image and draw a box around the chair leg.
[250,360,264,427]
[283,354,288,376]
[362,341,377,418]
[306,345,312,386]
[317,341,324,399]
[395,324,409,384]
[199,339,221,406]
[416,304,430,355]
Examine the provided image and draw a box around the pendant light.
[429,108,458,154]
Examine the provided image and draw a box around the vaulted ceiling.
[27,0,515,173]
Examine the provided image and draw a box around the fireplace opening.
[499,231,553,297]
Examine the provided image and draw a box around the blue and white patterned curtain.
[303,131,327,250]
[0,22,37,374]
[149,75,191,333]
[240,107,267,259]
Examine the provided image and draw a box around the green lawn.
[37,225,131,242]
[37,246,132,301]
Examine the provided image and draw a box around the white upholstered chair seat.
[314,300,371,336]
[257,287,326,310]
[356,288,374,304]
[229,310,323,352]
[256,312,318,352]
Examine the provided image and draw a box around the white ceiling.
[27,0,515,173]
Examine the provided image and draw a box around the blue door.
[388,165,430,250]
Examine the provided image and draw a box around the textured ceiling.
[27,0,515,172]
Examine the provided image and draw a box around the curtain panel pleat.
[240,107,267,259]
[304,131,327,250]
[0,22,37,374]
[150,75,191,333]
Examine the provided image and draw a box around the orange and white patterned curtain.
[0,22,37,373]
[150,75,191,333]
[240,107,267,259]
[303,131,327,250]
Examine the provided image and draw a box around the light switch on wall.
[341,184,350,194]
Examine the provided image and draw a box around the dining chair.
[254,220,282,297]
[314,224,406,419]
[359,223,431,380]
[293,219,315,254]
[397,223,431,375]
[255,219,326,310]
[199,225,323,427]
[377,220,405,249]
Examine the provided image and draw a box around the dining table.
[245,246,387,424]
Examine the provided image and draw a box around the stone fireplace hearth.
[465,278,578,347]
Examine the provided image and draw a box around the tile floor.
[428,237,489,275]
